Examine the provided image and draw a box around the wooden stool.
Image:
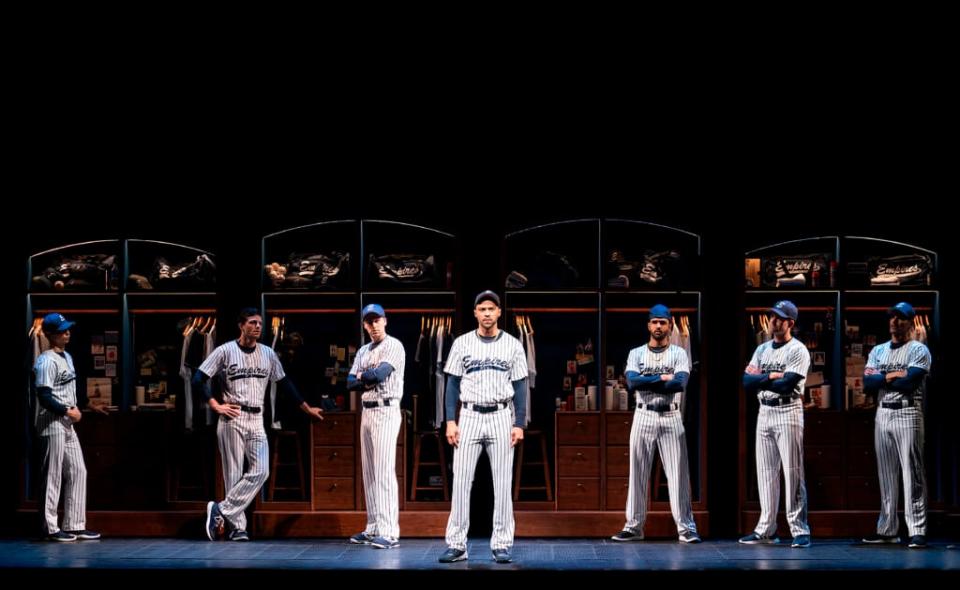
[513,429,553,501]
[410,431,449,501]
[267,430,306,501]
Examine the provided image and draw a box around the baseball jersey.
[866,340,931,404]
[747,337,810,401]
[444,330,527,404]
[626,344,690,406]
[350,335,406,402]
[198,340,284,407]
[34,350,77,435]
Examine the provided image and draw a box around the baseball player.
[861,302,931,549]
[346,303,406,549]
[196,308,323,541]
[611,304,700,543]
[34,313,106,541]
[438,290,528,564]
[740,300,812,548]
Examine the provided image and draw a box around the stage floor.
[2,537,958,578]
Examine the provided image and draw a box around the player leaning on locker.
[346,303,406,549]
[34,313,107,542]
[861,302,932,549]
[196,308,324,541]
[438,290,528,564]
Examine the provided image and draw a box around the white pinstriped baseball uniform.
[34,350,87,535]
[623,344,697,537]
[198,340,284,532]
[747,337,811,537]
[444,330,527,551]
[866,339,931,537]
[350,334,406,541]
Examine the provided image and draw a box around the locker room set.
[7,214,957,581]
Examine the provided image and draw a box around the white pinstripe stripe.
[349,336,405,402]
[867,339,930,536]
[35,349,86,534]
[443,330,526,550]
[351,334,406,540]
[39,423,87,533]
[445,407,515,550]
[747,338,810,537]
[361,406,402,539]
[217,411,269,531]
[755,400,808,536]
[444,331,527,405]
[201,340,283,531]
[198,341,285,408]
[623,344,696,536]
[34,351,77,435]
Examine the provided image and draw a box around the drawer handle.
[623,483,629,488]
[623,421,630,426]
[576,421,584,427]
[576,483,584,489]
[576,452,584,458]
[331,451,339,458]
[817,451,823,456]
[623,452,629,457]
[330,483,339,490]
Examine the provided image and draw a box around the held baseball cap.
[648,304,672,320]
[474,290,501,307]
[888,301,916,319]
[41,313,75,333]
[361,303,386,320]
[769,300,799,321]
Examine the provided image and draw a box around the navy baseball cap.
[474,290,501,307]
[41,313,75,333]
[888,301,916,319]
[769,300,799,321]
[649,304,672,320]
[361,303,386,320]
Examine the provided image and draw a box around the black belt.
[760,397,798,407]
[638,402,679,413]
[362,399,394,408]
[462,401,508,413]
[881,400,915,410]
[239,405,261,414]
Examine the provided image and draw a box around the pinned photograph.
[566,360,577,375]
[105,345,118,362]
[563,376,572,391]
[813,351,826,366]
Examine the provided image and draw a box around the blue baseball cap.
[769,300,798,321]
[41,312,75,333]
[474,290,501,307]
[361,303,386,320]
[648,304,672,320]
[888,301,916,319]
